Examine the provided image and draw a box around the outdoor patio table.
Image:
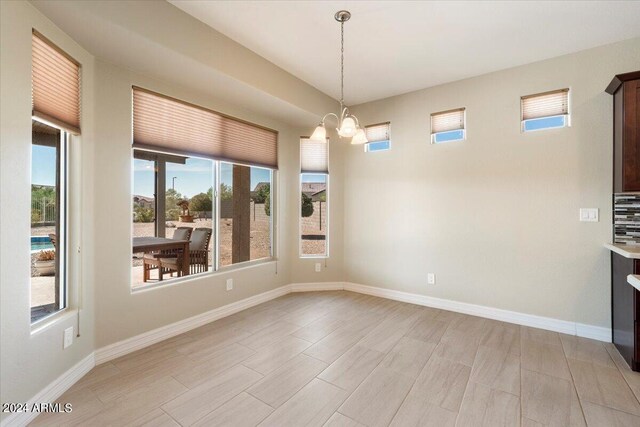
[133,237,190,277]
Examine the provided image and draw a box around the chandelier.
[310,10,368,145]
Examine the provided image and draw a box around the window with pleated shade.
[300,138,328,257]
[521,89,570,132]
[300,137,329,174]
[364,122,391,152]
[431,108,465,143]
[132,87,278,169]
[32,30,81,134]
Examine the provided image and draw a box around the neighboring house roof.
[253,182,270,192]
[301,183,326,196]
[133,195,154,203]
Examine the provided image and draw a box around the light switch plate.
[579,208,599,222]
[63,327,74,349]
[226,279,233,291]
[315,263,321,272]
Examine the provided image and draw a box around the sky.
[31,145,57,186]
[35,149,328,197]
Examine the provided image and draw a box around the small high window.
[521,88,569,132]
[364,122,391,152]
[431,108,465,143]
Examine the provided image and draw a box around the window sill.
[131,257,277,294]
[30,308,76,336]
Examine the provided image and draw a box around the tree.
[220,183,233,201]
[165,188,183,221]
[253,183,270,203]
[190,192,212,212]
[301,193,314,217]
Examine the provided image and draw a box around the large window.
[131,88,277,288]
[132,152,274,286]
[31,120,68,322]
[300,138,328,257]
[521,88,569,132]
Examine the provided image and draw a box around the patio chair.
[157,228,212,277]
[142,227,192,282]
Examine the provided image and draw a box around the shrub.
[133,205,154,223]
[36,250,55,261]
[301,193,314,217]
[189,192,212,212]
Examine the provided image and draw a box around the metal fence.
[31,196,56,224]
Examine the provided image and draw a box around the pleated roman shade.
[365,122,391,142]
[32,30,81,134]
[132,87,278,169]
[431,108,465,134]
[300,137,328,174]
[521,89,569,121]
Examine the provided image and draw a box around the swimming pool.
[31,236,54,252]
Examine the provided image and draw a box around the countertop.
[605,243,640,259]
[629,275,640,292]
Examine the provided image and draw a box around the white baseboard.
[95,285,290,364]
[1,353,95,427]
[290,282,344,292]
[340,282,611,342]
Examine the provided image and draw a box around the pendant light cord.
[340,20,345,107]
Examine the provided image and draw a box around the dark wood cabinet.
[607,71,640,193]
[611,252,640,370]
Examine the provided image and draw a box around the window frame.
[430,108,466,144]
[131,148,277,291]
[30,118,69,325]
[520,88,571,133]
[299,173,329,259]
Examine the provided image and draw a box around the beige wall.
[346,37,640,328]
[92,60,302,347]
[1,0,96,414]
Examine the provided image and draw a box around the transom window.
[364,122,391,152]
[431,108,465,143]
[521,88,569,132]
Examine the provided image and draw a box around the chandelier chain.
[340,20,344,105]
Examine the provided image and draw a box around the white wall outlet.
[579,208,599,222]
[315,263,322,272]
[226,278,233,291]
[63,326,74,349]
[427,273,436,285]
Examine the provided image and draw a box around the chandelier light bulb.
[310,123,327,141]
[351,128,368,145]
[338,116,357,137]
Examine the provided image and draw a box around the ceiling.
[170,0,640,105]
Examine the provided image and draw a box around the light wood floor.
[31,291,640,426]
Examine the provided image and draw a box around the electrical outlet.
[63,327,74,349]
[427,273,436,285]
[226,278,233,291]
[315,263,322,272]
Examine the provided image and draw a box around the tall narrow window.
[364,122,391,152]
[31,31,79,323]
[31,120,67,322]
[300,138,328,257]
[431,108,465,143]
[131,88,276,287]
[521,89,569,132]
